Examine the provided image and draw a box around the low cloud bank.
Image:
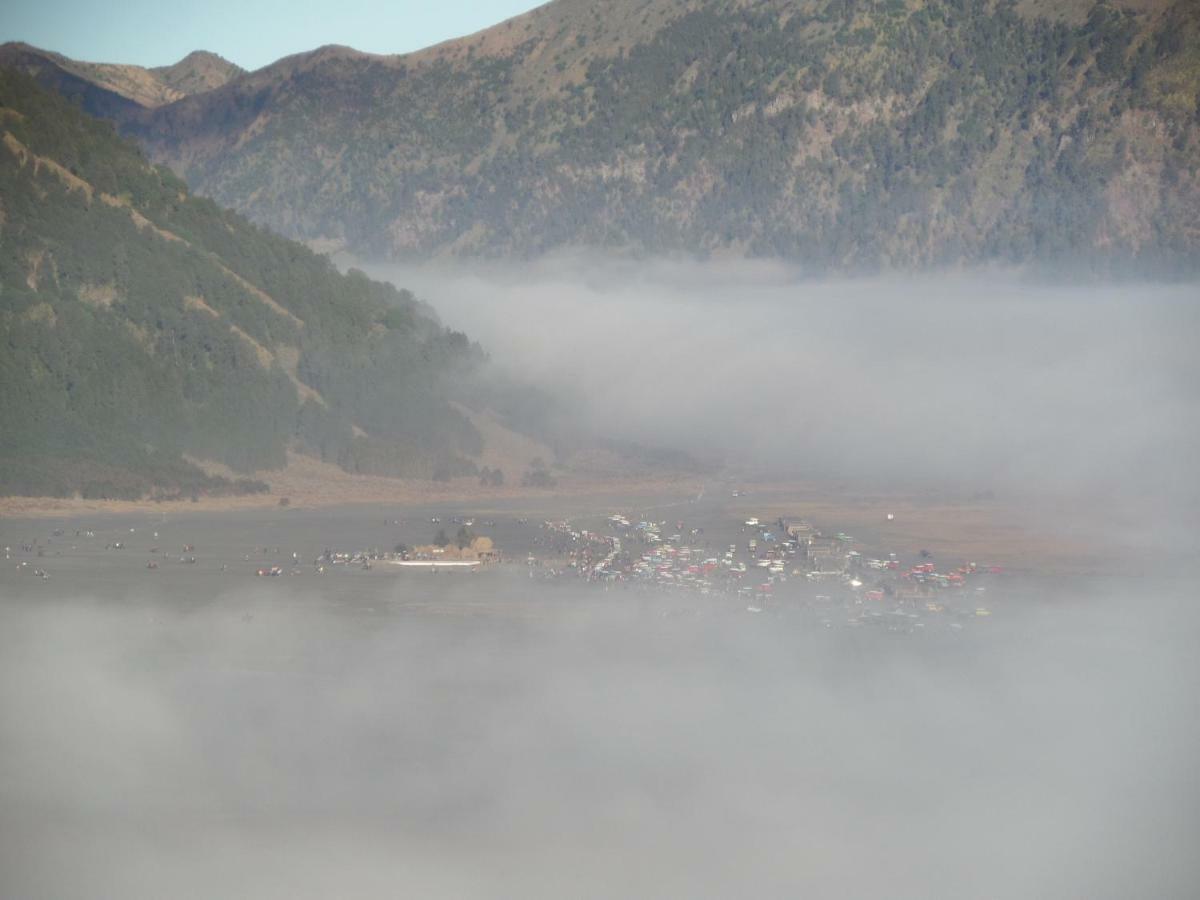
[370,256,1198,516]
[1,579,1197,899]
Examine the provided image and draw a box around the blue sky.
[1,0,546,70]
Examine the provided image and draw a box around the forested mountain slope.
[13,0,1196,270]
[0,71,489,499]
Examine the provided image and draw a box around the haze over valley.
[1,1,1198,897]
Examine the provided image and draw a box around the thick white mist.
[368,256,1198,503]
[1,580,1197,900]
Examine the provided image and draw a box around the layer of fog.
[4,256,1195,897]
[2,578,1197,899]
[369,255,1198,517]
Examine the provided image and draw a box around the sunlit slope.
[70,0,1200,269]
[0,43,243,110]
[0,71,486,499]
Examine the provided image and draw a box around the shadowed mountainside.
[0,70,496,500]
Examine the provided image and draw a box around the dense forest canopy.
[0,70,489,499]
[8,0,1195,271]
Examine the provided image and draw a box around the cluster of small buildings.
[319,547,388,568]
[7,509,1005,633]
[522,512,1005,632]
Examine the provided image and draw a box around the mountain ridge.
[0,42,244,109]
[5,0,1199,270]
[150,50,244,97]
